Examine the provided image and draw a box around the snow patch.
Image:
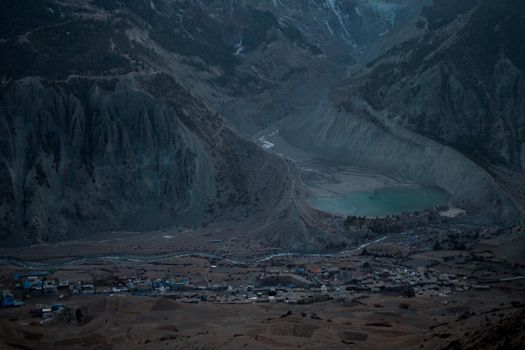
[257,130,279,150]
[324,20,334,36]
[258,136,275,150]
[234,33,244,55]
[325,0,355,46]
[439,208,466,218]
[250,66,276,83]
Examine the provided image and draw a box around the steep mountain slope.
[0,0,325,247]
[0,0,426,246]
[329,0,525,216]
[95,0,425,135]
[2,0,521,246]
[284,0,523,221]
[1,72,325,247]
[279,97,519,223]
[343,0,525,170]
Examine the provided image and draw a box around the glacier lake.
[310,186,451,217]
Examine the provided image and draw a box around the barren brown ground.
[1,289,524,350]
[1,226,524,349]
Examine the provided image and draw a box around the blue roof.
[1,295,15,307]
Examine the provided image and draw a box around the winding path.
[0,236,389,269]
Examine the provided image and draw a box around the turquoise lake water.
[310,186,450,217]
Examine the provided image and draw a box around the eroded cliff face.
[0,0,340,247]
[0,73,320,247]
[1,76,200,243]
[280,98,521,223]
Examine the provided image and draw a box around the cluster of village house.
[2,264,488,315]
[255,264,486,300]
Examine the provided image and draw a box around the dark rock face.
[0,76,205,244]
[330,0,525,217]
[0,72,319,246]
[0,0,427,245]
[339,0,525,170]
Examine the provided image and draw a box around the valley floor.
[0,224,524,349]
